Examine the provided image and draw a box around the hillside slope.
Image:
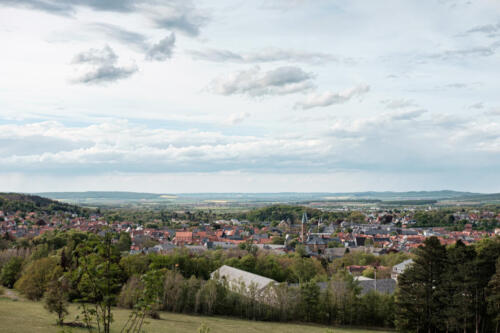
[0,193,85,214]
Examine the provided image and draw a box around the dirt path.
[1,288,23,300]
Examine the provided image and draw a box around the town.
[2,199,499,259]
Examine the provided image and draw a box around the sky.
[1,0,500,193]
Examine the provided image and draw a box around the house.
[323,247,348,260]
[305,235,328,253]
[174,231,193,245]
[391,259,414,280]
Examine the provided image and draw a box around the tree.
[487,258,500,333]
[0,256,23,288]
[440,240,476,332]
[474,238,500,333]
[15,256,60,300]
[299,281,320,322]
[396,236,447,333]
[348,211,365,223]
[121,269,165,333]
[74,232,123,333]
[362,266,375,279]
[117,232,132,252]
[364,238,374,247]
[291,257,317,283]
[44,269,70,326]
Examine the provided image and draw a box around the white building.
[211,265,277,300]
[391,259,414,280]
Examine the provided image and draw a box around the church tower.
[301,212,307,243]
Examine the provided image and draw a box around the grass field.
[0,297,391,333]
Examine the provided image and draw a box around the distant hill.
[39,191,165,200]
[0,193,85,214]
[35,190,500,207]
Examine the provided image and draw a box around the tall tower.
[301,212,307,243]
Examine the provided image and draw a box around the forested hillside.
[0,193,86,215]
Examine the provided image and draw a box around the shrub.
[198,323,210,333]
[0,256,24,288]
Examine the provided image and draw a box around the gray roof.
[392,259,413,273]
[358,279,396,295]
[211,265,276,291]
[293,279,396,296]
[323,247,348,258]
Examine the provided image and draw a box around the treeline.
[242,205,348,223]
[102,205,349,226]
[396,237,500,333]
[382,200,438,206]
[118,269,395,328]
[413,209,500,230]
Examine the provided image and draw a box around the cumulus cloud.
[0,120,331,173]
[209,66,315,97]
[189,48,345,65]
[89,23,148,49]
[153,13,206,37]
[465,22,500,37]
[89,24,176,61]
[145,2,209,37]
[295,84,370,110]
[0,0,208,37]
[1,115,499,177]
[72,45,137,84]
[0,0,141,15]
[425,44,498,61]
[146,33,176,61]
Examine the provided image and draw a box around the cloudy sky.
[1,0,500,193]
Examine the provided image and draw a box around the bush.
[0,285,4,295]
[0,256,24,288]
[198,323,210,333]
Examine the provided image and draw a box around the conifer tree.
[487,258,500,333]
[396,236,447,333]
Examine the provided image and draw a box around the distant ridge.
[34,190,499,204]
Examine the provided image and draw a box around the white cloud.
[145,33,176,61]
[189,48,346,65]
[71,45,138,84]
[295,84,370,110]
[209,66,315,97]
